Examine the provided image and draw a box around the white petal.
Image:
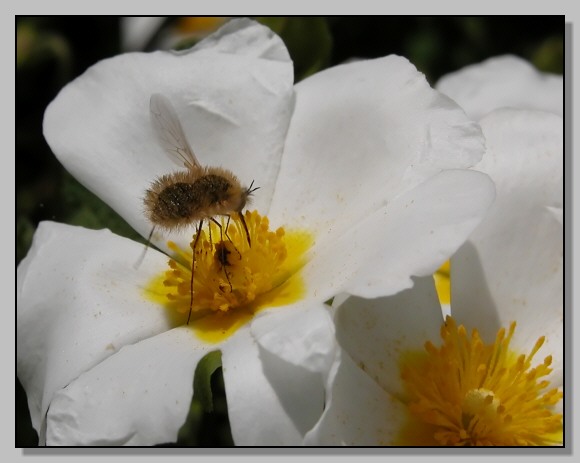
[45,327,207,446]
[451,110,563,351]
[268,55,485,242]
[229,303,336,443]
[301,169,495,301]
[17,222,172,435]
[251,302,336,374]
[304,349,407,445]
[222,327,315,445]
[436,55,563,120]
[43,18,294,251]
[332,276,443,398]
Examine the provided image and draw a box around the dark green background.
[16,16,564,447]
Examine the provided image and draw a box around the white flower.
[305,108,563,444]
[432,55,563,315]
[17,18,495,446]
[436,55,563,120]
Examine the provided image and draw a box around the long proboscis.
[238,211,251,247]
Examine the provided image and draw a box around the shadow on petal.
[258,345,326,437]
[451,241,502,343]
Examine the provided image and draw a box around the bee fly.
[142,93,258,324]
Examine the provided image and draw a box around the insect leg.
[187,220,203,325]
[222,215,242,259]
[208,219,213,248]
[133,226,156,269]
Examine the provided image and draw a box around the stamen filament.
[398,316,563,446]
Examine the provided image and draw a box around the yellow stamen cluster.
[399,316,563,446]
[145,210,312,341]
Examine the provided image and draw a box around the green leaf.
[17,19,72,77]
[175,399,203,446]
[192,350,223,413]
[531,36,564,74]
[175,350,230,446]
[258,17,332,81]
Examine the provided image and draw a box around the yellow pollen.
[397,316,563,446]
[144,210,313,343]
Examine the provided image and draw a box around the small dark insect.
[214,240,236,294]
[214,241,233,268]
[141,94,258,324]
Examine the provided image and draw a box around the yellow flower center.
[397,316,563,446]
[145,210,313,343]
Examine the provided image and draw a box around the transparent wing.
[150,93,201,171]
